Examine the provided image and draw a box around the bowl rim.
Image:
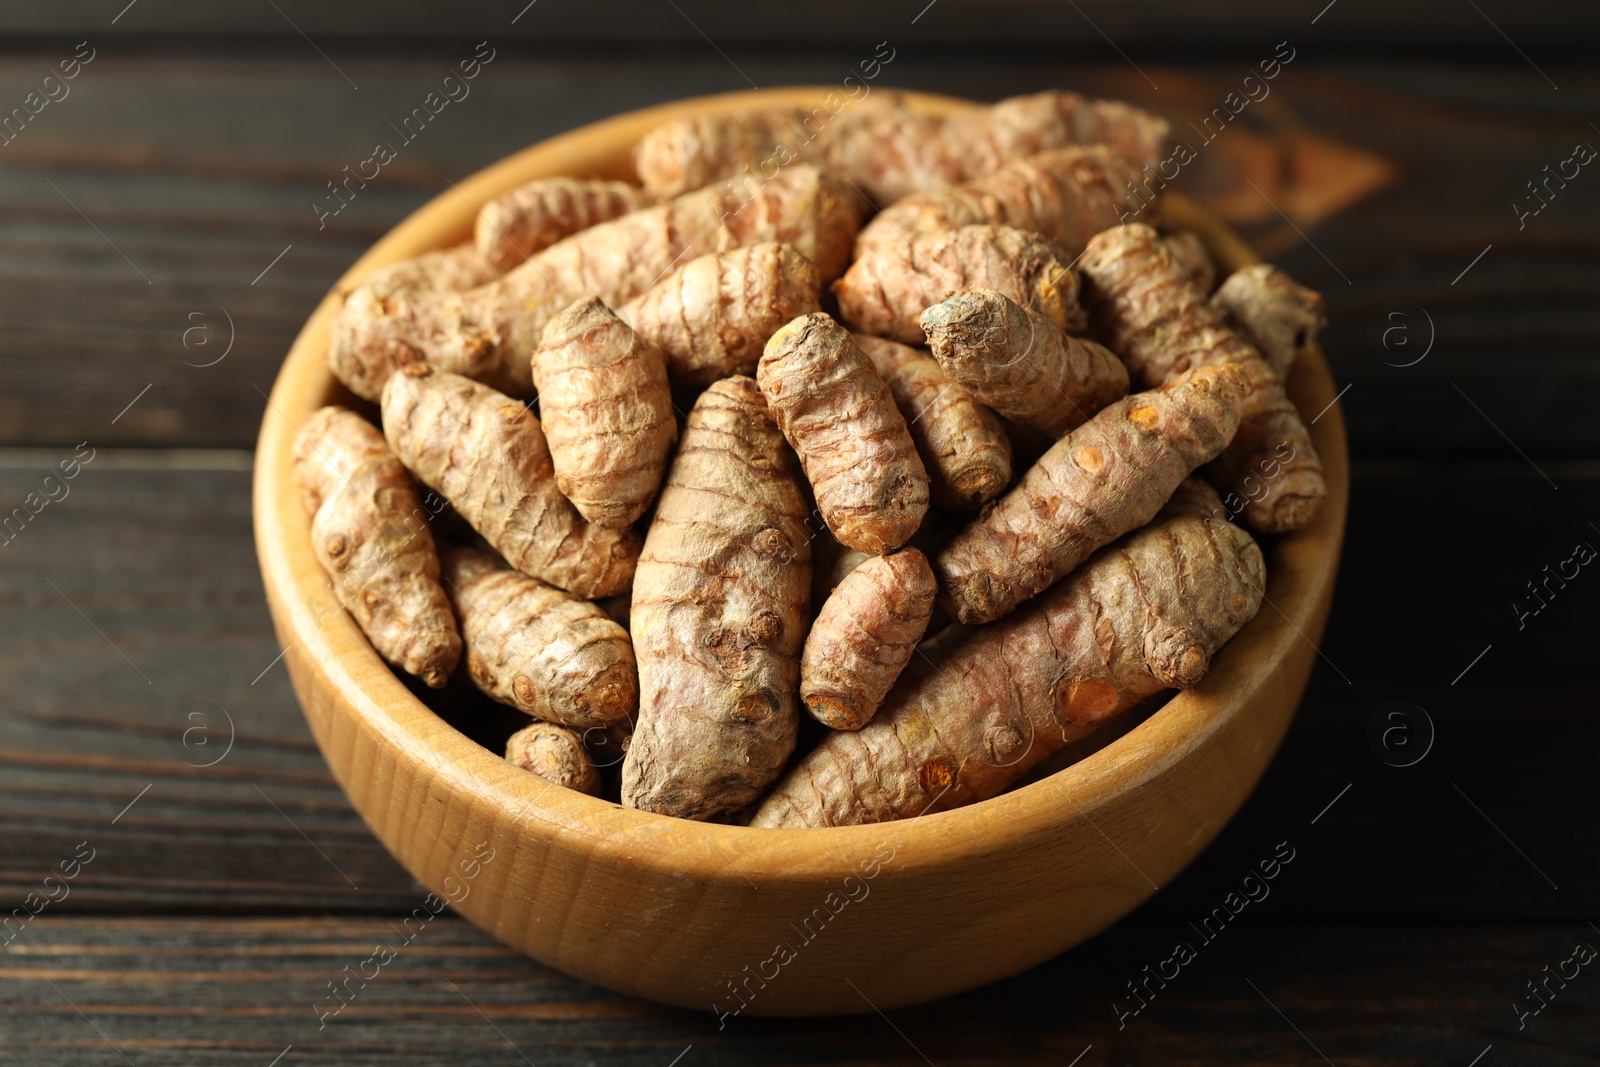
[253,85,1348,885]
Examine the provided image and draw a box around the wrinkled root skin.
[759,314,930,553]
[622,377,812,821]
[633,90,1169,205]
[444,548,637,730]
[751,479,1264,828]
[801,548,937,731]
[381,366,639,598]
[852,334,1012,513]
[330,165,860,402]
[1080,223,1326,534]
[294,406,461,688]
[620,243,821,392]
[855,144,1148,260]
[835,224,1086,346]
[921,287,1129,438]
[533,296,678,529]
[1211,263,1328,379]
[476,177,654,270]
[935,364,1245,626]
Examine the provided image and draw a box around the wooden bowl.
[253,87,1348,1016]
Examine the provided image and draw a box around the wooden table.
[2,5,1597,1063]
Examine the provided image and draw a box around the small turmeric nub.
[505,721,602,796]
[801,548,937,731]
[760,314,930,554]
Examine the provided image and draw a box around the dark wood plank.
[3,462,1597,921]
[1,1,1597,48]
[1,57,1597,454]
[0,460,426,913]
[1,916,1594,1065]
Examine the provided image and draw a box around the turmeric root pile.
[297,87,1335,823]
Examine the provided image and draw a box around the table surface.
[2,4,1597,1064]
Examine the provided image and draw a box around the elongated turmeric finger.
[760,314,929,553]
[855,145,1147,258]
[622,377,812,821]
[620,243,821,391]
[935,363,1245,625]
[920,287,1129,438]
[330,164,861,401]
[801,548,936,731]
[751,479,1264,827]
[634,90,1169,204]
[533,297,677,529]
[1080,223,1326,533]
[835,224,1085,346]
[505,721,601,796]
[444,548,636,729]
[851,333,1012,513]
[476,177,654,270]
[294,406,460,687]
[381,365,638,598]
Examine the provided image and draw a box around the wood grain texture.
[2,1,1596,46]
[1,917,1593,1066]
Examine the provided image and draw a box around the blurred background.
[1,2,1597,1063]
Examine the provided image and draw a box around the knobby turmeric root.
[330,164,861,401]
[852,334,1012,513]
[936,363,1245,625]
[855,145,1148,258]
[801,548,937,731]
[620,242,821,391]
[921,287,1130,438]
[634,90,1169,204]
[476,177,654,270]
[294,407,461,688]
[622,376,812,821]
[1212,263,1327,378]
[381,365,639,598]
[835,224,1085,345]
[444,548,636,729]
[1080,223,1326,534]
[532,297,677,529]
[760,313,930,553]
[505,721,602,796]
[750,479,1265,827]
